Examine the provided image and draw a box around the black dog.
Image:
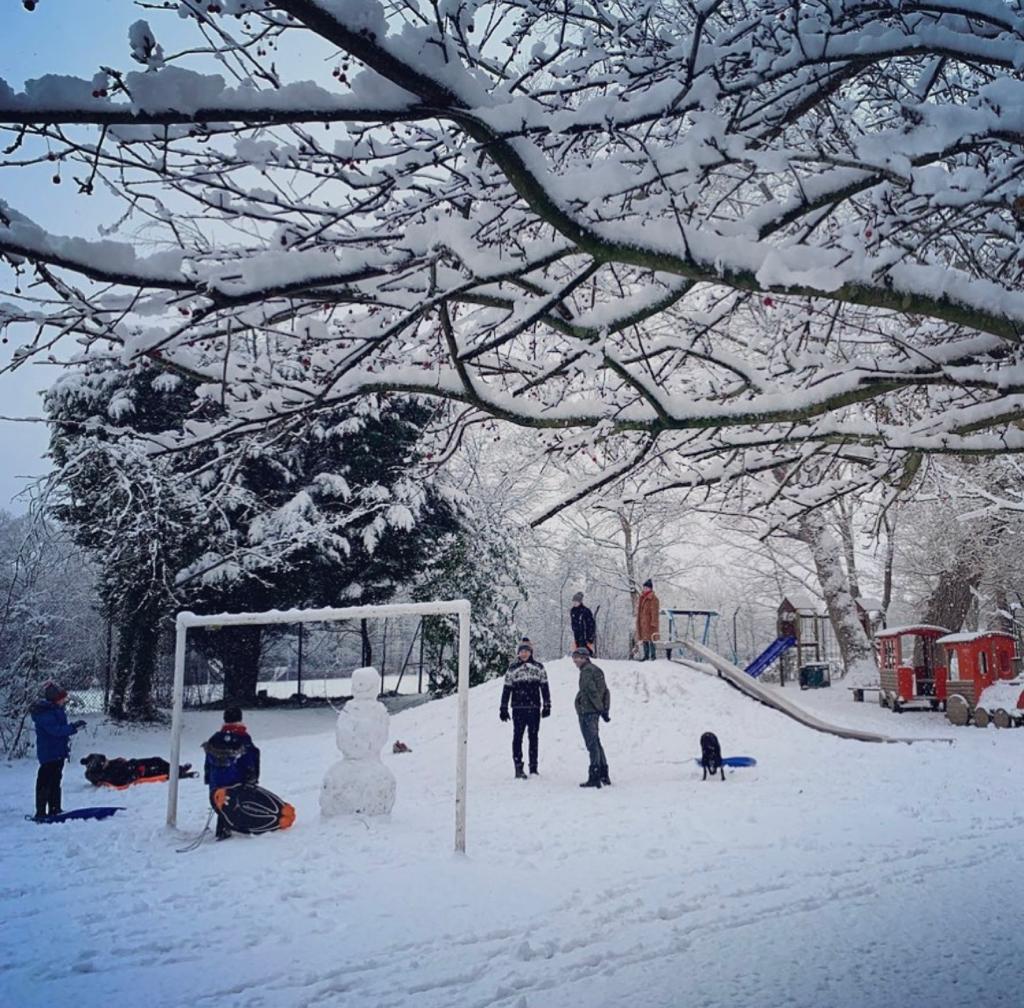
[700,732,726,781]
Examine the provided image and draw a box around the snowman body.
[320,667,397,817]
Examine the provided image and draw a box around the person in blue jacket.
[30,681,86,819]
[202,706,260,840]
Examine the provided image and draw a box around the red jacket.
[636,589,660,641]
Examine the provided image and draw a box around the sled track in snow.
[673,638,953,746]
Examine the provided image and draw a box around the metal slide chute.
[677,638,950,745]
[744,636,797,678]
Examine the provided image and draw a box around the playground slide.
[744,635,797,678]
[675,638,951,745]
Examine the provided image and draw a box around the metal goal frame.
[166,599,472,852]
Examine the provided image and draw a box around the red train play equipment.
[874,625,1024,726]
[938,630,1024,728]
[875,625,950,712]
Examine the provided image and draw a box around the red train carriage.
[937,631,1021,727]
[874,625,950,712]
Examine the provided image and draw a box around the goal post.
[166,599,472,852]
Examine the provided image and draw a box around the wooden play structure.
[768,596,839,683]
[938,631,1023,728]
[874,625,950,712]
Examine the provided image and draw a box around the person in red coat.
[635,579,660,661]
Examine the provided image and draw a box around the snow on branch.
[3,0,1024,518]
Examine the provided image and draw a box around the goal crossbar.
[167,599,472,852]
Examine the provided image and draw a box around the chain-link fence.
[149,615,444,711]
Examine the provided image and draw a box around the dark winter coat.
[574,659,610,717]
[202,724,260,790]
[30,699,79,764]
[636,589,660,642]
[570,604,596,648]
[500,659,551,712]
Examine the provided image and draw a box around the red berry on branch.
[763,296,774,307]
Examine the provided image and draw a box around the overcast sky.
[0,2,185,513]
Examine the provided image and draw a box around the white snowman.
[320,666,396,817]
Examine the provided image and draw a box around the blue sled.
[693,757,757,768]
[28,806,126,824]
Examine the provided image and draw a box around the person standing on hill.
[30,681,86,820]
[572,647,611,788]
[635,578,661,661]
[202,706,261,840]
[570,592,597,656]
[499,640,551,779]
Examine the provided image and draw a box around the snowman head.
[351,666,379,700]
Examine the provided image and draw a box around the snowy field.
[3,658,1024,1008]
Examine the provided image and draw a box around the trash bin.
[799,663,831,689]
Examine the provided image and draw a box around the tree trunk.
[618,509,640,654]
[836,498,861,600]
[880,510,897,619]
[220,625,263,704]
[920,562,978,633]
[109,599,162,720]
[797,510,875,679]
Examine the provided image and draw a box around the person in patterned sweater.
[499,639,551,779]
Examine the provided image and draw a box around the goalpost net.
[166,599,472,852]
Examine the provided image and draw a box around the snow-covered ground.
[3,657,1023,1008]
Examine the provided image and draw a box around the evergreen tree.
[46,358,458,713]
[414,507,526,692]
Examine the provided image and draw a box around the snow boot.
[529,767,539,776]
[579,770,602,789]
[600,766,611,786]
[515,764,528,780]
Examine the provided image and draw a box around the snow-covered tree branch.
[4,1,1024,517]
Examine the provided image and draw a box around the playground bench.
[849,685,882,702]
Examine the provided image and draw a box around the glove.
[601,712,610,723]
[541,706,551,719]
[499,710,510,722]
[72,720,87,730]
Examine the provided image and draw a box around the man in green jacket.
[572,647,611,788]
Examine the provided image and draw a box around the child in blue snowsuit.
[30,682,86,819]
[202,706,260,840]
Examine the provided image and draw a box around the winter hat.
[642,579,653,589]
[572,592,584,603]
[571,647,592,658]
[223,705,243,724]
[43,681,68,703]
[517,638,533,654]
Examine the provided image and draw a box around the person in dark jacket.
[30,681,86,819]
[202,706,260,840]
[572,647,611,788]
[499,640,551,779]
[570,592,597,656]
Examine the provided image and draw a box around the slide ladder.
[745,636,796,678]
[674,638,951,744]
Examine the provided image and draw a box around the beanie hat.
[571,646,592,658]
[572,592,584,603]
[516,638,533,654]
[43,681,68,703]
[643,579,653,588]
[223,705,243,724]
